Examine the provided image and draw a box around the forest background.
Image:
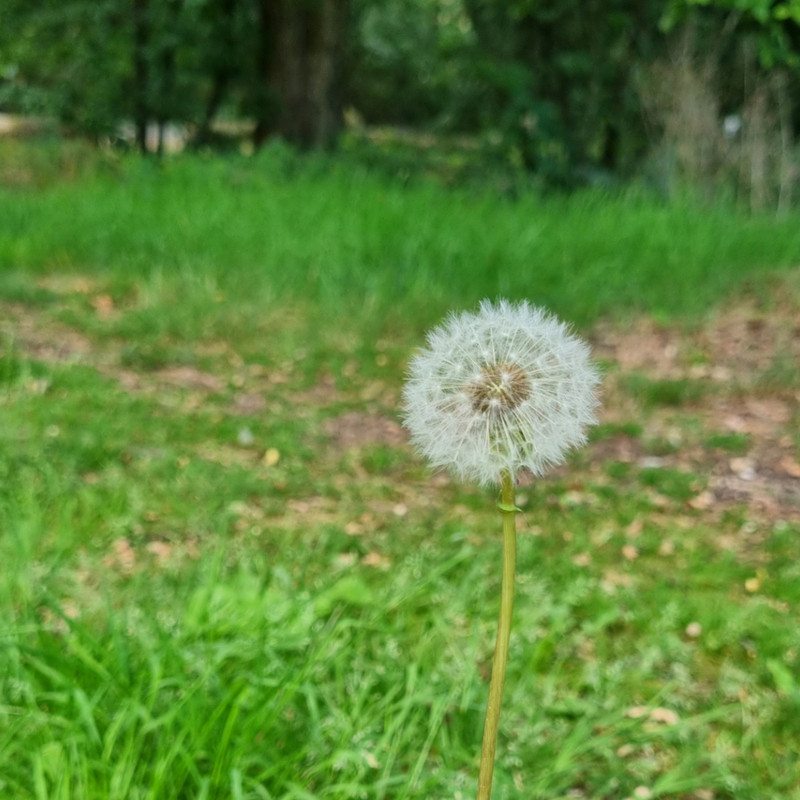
[2,0,800,208]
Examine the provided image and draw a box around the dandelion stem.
[477,470,517,800]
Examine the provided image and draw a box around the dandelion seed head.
[402,299,601,486]
[468,363,529,414]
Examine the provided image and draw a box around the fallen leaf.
[362,750,380,769]
[263,448,280,467]
[779,456,800,478]
[626,706,679,725]
[91,294,115,317]
[650,707,679,724]
[622,544,638,560]
[572,552,591,567]
[146,540,172,565]
[335,553,357,568]
[658,539,675,556]
[626,518,643,538]
[688,490,714,510]
[362,552,391,570]
[602,570,634,593]
[562,490,592,507]
[104,538,136,574]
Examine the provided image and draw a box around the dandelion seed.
[402,299,600,486]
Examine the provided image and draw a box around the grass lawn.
[1,140,799,799]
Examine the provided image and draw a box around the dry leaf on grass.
[622,544,638,560]
[146,540,173,566]
[104,538,136,574]
[572,552,591,567]
[91,294,115,317]
[688,490,715,510]
[362,552,392,569]
[779,456,800,478]
[626,706,680,725]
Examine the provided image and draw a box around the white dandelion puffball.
[403,299,600,486]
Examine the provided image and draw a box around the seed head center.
[469,363,530,414]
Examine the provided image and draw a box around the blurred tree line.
[1,0,799,194]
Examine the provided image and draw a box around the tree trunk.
[253,0,349,149]
[132,0,150,153]
[195,0,237,146]
[153,0,182,157]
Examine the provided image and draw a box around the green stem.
[476,471,517,800]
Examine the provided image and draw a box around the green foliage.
[621,375,711,408]
[349,0,472,126]
[0,0,302,148]
[706,431,752,453]
[638,465,704,500]
[590,422,645,442]
[0,0,131,134]
[459,0,668,181]
[2,0,798,189]
[663,0,800,67]
[352,0,674,181]
[756,350,800,391]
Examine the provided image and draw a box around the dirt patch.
[594,293,800,389]
[323,411,406,449]
[587,433,647,465]
[3,284,798,523]
[1,302,93,364]
[230,392,268,415]
[291,374,342,407]
[154,366,226,392]
[594,318,684,378]
[705,300,800,369]
[588,292,800,522]
[35,274,98,296]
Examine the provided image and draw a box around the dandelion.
[402,299,600,799]
[403,299,599,487]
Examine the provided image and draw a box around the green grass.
[706,433,752,455]
[1,141,800,799]
[621,375,712,409]
[2,139,800,342]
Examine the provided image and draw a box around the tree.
[252,0,350,148]
[0,0,133,139]
[663,0,800,68]
[0,0,351,151]
[656,0,800,209]
[460,0,667,180]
